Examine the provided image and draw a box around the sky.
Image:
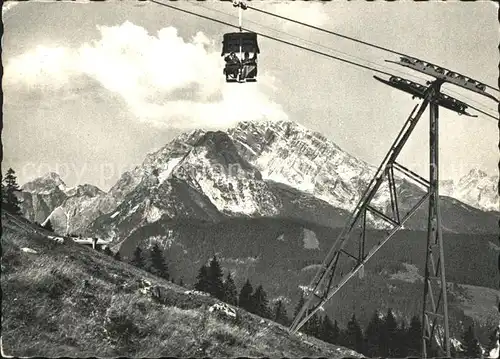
[2,0,499,191]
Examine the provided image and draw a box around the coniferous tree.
[1,182,7,207]
[130,246,144,269]
[222,272,238,306]
[305,312,322,338]
[252,285,271,319]
[273,300,289,326]
[103,246,113,256]
[2,168,22,215]
[238,279,254,313]
[470,338,483,359]
[333,319,341,345]
[207,256,224,300]
[396,320,409,358]
[149,243,169,280]
[344,313,364,353]
[461,325,483,358]
[194,265,211,293]
[461,325,475,356]
[113,251,121,261]
[380,308,398,357]
[407,315,423,356]
[338,326,348,348]
[364,310,383,357]
[320,314,339,344]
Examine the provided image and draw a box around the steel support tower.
[421,80,450,357]
[289,56,498,359]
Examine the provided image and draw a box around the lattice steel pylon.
[289,56,498,359]
[421,79,450,358]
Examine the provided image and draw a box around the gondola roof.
[221,32,260,55]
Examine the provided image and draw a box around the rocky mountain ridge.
[18,120,498,239]
[19,173,105,234]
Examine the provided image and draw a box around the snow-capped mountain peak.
[227,120,375,211]
[440,169,499,212]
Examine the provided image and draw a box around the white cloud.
[4,21,288,130]
[4,46,72,90]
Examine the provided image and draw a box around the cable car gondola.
[221,32,260,83]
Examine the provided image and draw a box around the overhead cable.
[246,4,499,93]
[247,4,408,58]
[192,2,440,83]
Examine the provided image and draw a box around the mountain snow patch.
[158,157,182,185]
[195,175,280,216]
[234,139,257,156]
[301,264,322,272]
[302,228,319,249]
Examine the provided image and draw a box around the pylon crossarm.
[374,74,481,117]
[385,57,499,103]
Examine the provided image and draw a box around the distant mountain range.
[440,168,498,213]
[18,120,497,238]
[19,173,104,234]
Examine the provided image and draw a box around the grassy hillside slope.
[1,213,362,358]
